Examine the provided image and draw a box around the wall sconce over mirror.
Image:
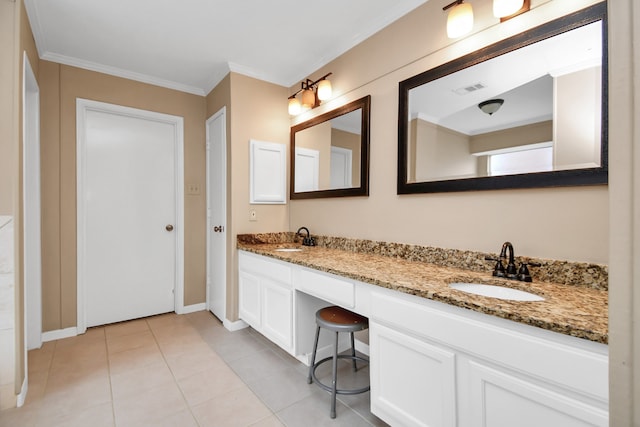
[444,0,531,39]
[444,0,474,39]
[290,95,370,199]
[398,3,607,194]
[288,73,333,116]
[495,0,530,21]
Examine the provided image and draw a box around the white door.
[206,107,226,322]
[294,147,319,192]
[77,99,184,330]
[330,146,352,189]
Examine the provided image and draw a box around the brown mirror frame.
[290,95,371,199]
[397,3,608,194]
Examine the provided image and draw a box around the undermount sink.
[449,282,544,302]
[274,248,303,252]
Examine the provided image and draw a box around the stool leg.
[307,325,321,384]
[330,331,338,419]
[350,331,358,372]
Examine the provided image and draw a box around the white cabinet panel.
[238,271,261,328]
[467,361,607,427]
[370,322,456,427]
[262,279,293,349]
[249,139,286,204]
[239,251,292,284]
[297,268,355,308]
[238,251,294,354]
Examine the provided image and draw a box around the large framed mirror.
[398,3,607,194]
[290,95,371,199]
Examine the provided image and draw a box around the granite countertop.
[238,240,608,344]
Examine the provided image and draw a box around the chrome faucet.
[296,226,316,246]
[500,241,518,279]
[485,241,540,282]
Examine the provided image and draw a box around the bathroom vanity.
[237,236,608,427]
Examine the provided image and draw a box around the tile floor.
[0,311,389,427]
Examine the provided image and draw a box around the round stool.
[307,306,370,419]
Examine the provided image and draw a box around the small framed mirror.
[290,95,371,199]
[398,3,607,194]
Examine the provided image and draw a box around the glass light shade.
[317,79,332,101]
[478,99,504,115]
[493,0,524,18]
[447,2,473,39]
[288,98,301,115]
[301,88,315,109]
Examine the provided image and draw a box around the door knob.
[213,225,224,232]
[166,224,174,231]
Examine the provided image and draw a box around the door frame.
[23,53,41,352]
[205,107,227,321]
[75,99,184,333]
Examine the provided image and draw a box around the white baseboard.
[179,303,206,314]
[16,377,27,408]
[42,327,78,342]
[223,318,249,331]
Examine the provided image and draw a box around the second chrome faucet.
[296,226,316,246]
[485,241,540,282]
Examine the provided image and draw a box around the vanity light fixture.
[478,99,504,115]
[288,73,333,116]
[443,0,474,39]
[494,0,530,21]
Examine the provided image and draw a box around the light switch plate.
[187,184,200,195]
[249,209,257,221]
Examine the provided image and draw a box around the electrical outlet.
[186,184,200,195]
[249,209,257,222]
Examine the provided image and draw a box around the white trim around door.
[206,107,227,322]
[23,53,41,353]
[75,99,185,333]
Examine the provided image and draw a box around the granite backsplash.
[237,232,608,291]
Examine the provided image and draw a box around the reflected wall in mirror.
[398,3,607,194]
[291,95,370,199]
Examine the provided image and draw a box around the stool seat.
[316,306,368,332]
[307,306,370,419]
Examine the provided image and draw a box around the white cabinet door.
[370,322,457,427]
[238,271,261,328]
[466,361,608,427]
[238,252,294,354]
[261,278,293,350]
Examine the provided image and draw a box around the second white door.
[78,100,183,328]
[206,107,227,322]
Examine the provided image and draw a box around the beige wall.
[39,62,207,331]
[0,0,17,216]
[0,0,39,405]
[289,0,608,264]
[205,73,289,321]
[412,118,476,181]
[470,121,553,154]
[227,73,290,319]
[554,66,602,168]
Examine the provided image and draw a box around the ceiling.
[24,0,427,96]
[409,20,602,135]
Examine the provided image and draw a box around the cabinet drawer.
[297,268,355,308]
[238,251,292,286]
